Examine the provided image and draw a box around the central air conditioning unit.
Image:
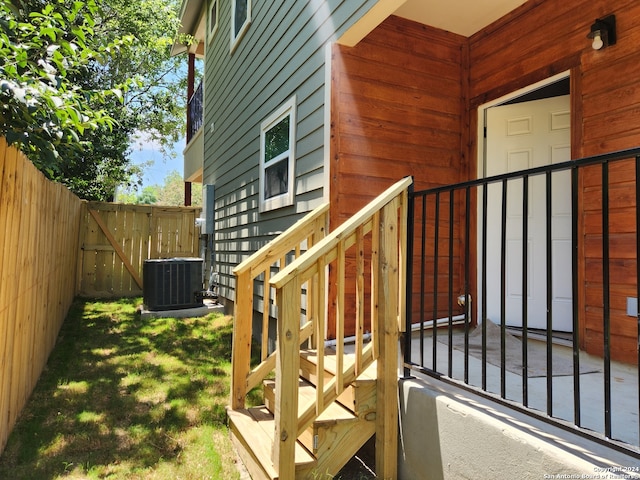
[143,258,203,311]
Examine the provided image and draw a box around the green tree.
[156,170,202,207]
[89,0,187,155]
[115,183,158,204]
[136,185,159,204]
[0,0,129,172]
[116,188,138,204]
[1,0,188,201]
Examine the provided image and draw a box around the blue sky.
[130,134,185,188]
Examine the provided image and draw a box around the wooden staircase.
[228,177,412,479]
[228,350,377,479]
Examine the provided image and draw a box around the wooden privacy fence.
[78,202,201,297]
[0,138,83,454]
[1,137,203,454]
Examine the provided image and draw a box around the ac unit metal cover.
[143,258,203,311]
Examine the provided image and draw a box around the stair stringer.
[305,407,376,478]
[264,376,377,478]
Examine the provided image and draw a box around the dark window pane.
[265,116,289,163]
[210,1,217,30]
[264,159,288,199]
[234,0,247,37]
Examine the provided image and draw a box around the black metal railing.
[187,80,203,143]
[404,147,640,456]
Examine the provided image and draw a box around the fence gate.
[78,202,201,297]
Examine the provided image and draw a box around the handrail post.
[231,270,253,410]
[273,279,300,479]
[375,199,400,480]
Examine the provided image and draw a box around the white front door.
[483,95,572,331]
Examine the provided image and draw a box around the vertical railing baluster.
[522,175,529,407]
[400,186,409,365]
[500,179,508,398]
[315,259,325,415]
[432,192,440,372]
[635,155,640,447]
[420,195,427,368]
[482,183,489,391]
[262,267,271,360]
[636,155,640,447]
[355,226,365,376]
[336,241,345,392]
[306,235,316,350]
[464,186,471,384]
[404,185,415,378]
[571,165,581,427]
[602,161,612,439]
[371,210,380,359]
[546,171,553,416]
[448,189,455,377]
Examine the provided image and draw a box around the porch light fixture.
[587,14,616,50]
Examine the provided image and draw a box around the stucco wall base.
[399,376,640,480]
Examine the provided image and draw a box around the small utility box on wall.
[202,184,215,235]
[143,258,203,311]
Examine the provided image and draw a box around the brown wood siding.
[330,0,640,360]
[467,0,640,363]
[330,16,467,337]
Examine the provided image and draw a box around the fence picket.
[79,203,200,297]
[0,138,202,454]
[0,139,82,454]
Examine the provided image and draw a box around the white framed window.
[230,0,251,52]
[207,0,218,43]
[259,96,296,212]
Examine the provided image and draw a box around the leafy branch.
[1,0,133,172]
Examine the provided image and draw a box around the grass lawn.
[0,298,243,479]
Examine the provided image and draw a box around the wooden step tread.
[227,406,316,480]
[263,379,359,425]
[297,350,378,418]
[300,348,377,381]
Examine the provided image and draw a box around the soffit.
[171,0,205,56]
[394,0,528,36]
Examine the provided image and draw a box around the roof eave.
[171,0,205,57]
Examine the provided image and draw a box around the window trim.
[259,96,297,212]
[207,0,218,44]
[230,0,251,53]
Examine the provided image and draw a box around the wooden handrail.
[233,203,330,277]
[270,176,411,479]
[270,177,412,288]
[230,203,329,410]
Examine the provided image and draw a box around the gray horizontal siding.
[202,0,379,302]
